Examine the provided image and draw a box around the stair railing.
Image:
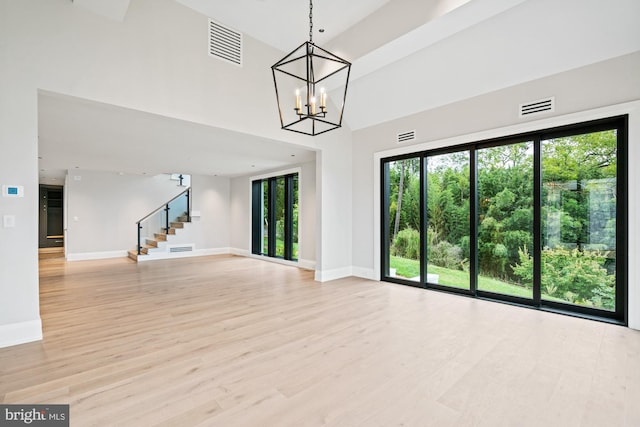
[136,187,191,255]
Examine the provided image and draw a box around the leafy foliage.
[512,247,615,309]
[392,227,420,260]
[386,129,618,310]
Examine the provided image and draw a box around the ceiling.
[175,0,393,52]
[38,92,316,184]
[38,0,640,183]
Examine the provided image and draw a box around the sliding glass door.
[540,129,619,312]
[381,116,627,322]
[252,172,299,261]
[383,157,421,283]
[477,142,534,300]
[425,151,471,291]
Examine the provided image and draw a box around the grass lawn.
[389,256,600,306]
[390,255,533,298]
[263,237,299,259]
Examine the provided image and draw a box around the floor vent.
[397,130,416,144]
[208,19,242,67]
[519,97,555,118]
[169,246,193,253]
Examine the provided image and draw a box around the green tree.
[513,247,615,309]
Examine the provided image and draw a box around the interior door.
[39,185,64,248]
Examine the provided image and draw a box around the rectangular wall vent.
[397,130,416,144]
[208,19,242,67]
[519,97,555,118]
[169,246,193,253]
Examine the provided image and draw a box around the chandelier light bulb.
[295,89,301,111]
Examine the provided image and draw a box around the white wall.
[351,52,640,328]
[314,131,354,281]
[190,174,230,251]
[0,92,40,347]
[64,171,191,258]
[229,160,317,268]
[64,170,231,260]
[0,0,354,347]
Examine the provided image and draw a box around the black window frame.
[252,172,298,261]
[381,115,628,324]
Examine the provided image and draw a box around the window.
[381,116,627,322]
[252,173,299,261]
[477,141,534,299]
[426,150,471,290]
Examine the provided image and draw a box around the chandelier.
[271,0,351,136]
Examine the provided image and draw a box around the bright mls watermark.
[0,405,69,426]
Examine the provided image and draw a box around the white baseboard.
[352,267,376,281]
[229,248,316,271]
[0,318,42,349]
[67,250,128,261]
[136,247,231,262]
[230,248,250,257]
[193,247,231,256]
[297,258,316,270]
[315,266,353,282]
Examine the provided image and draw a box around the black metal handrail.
[136,187,191,255]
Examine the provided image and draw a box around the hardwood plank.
[0,255,638,426]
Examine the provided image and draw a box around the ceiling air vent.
[519,97,555,118]
[208,19,242,67]
[397,130,416,144]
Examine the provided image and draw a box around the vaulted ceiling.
[38,0,640,183]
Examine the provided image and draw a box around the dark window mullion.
[533,137,542,306]
[381,161,391,278]
[617,118,628,322]
[470,148,478,295]
[420,155,427,287]
[284,174,293,260]
[268,178,277,257]
[251,180,262,255]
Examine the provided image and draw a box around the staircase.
[128,215,191,261]
[129,186,194,262]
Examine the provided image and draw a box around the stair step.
[154,233,167,241]
[145,239,158,247]
[128,250,147,261]
[177,215,189,222]
[141,246,152,255]
[170,222,184,229]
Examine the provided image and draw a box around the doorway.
[39,185,64,248]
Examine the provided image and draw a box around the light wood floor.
[1,255,639,426]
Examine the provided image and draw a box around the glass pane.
[262,181,268,255]
[425,151,470,290]
[541,130,617,311]
[292,174,299,260]
[477,142,534,298]
[275,177,285,258]
[167,191,188,224]
[386,158,421,282]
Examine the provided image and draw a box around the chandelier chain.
[309,0,313,43]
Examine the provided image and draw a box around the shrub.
[512,247,614,309]
[276,219,285,240]
[392,227,420,260]
[429,240,466,270]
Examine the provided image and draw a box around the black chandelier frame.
[271,1,351,136]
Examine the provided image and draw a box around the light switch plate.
[3,215,16,228]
